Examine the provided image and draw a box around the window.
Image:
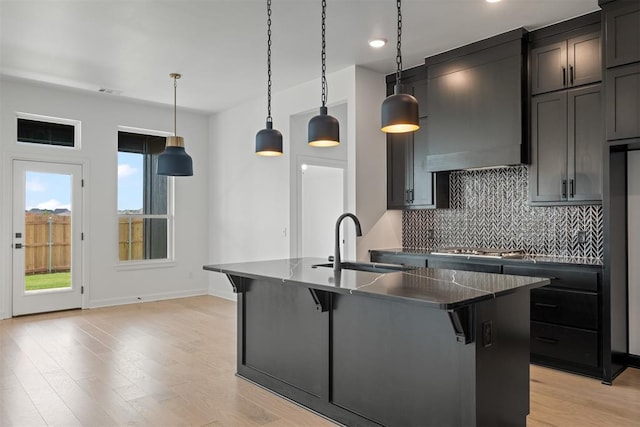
[17,113,81,148]
[117,131,172,262]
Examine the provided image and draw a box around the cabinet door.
[532,41,567,95]
[531,92,568,203]
[568,85,603,202]
[410,117,435,207]
[606,63,640,140]
[387,132,410,209]
[604,2,640,68]
[568,32,602,88]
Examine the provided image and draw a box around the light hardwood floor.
[1,295,638,426]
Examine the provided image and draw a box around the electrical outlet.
[577,231,587,244]
[427,229,435,239]
[482,321,493,347]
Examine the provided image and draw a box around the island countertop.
[203,257,549,309]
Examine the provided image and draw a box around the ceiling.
[0,0,600,114]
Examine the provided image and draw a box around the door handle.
[14,243,23,249]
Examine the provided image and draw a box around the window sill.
[114,259,176,271]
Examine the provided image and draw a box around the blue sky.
[117,152,143,211]
[25,172,71,211]
[24,153,143,212]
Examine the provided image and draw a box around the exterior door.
[12,160,83,316]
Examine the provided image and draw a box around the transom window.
[17,113,81,149]
[117,131,173,262]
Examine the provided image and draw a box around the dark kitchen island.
[203,258,549,426]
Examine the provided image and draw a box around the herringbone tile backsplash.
[402,166,603,258]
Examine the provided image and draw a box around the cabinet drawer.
[370,253,427,268]
[427,259,502,274]
[531,288,598,330]
[503,265,599,292]
[531,321,599,368]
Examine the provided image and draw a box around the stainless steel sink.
[312,261,415,273]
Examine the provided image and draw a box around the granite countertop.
[372,248,604,267]
[203,258,549,310]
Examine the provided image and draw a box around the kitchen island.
[203,258,549,426]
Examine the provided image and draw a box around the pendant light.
[157,73,194,176]
[381,0,419,134]
[308,0,339,147]
[256,0,283,156]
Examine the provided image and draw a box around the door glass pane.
[24,171,72,292]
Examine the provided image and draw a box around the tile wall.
[402,166,603,258]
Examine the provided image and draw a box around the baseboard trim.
[628,353,640,369]
[87,288,208,309]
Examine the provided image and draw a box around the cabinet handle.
[535,336,558,344]
[569,65,574,85]
[562,66,567,86]
[405,189,411,204]
[410,189,415,203]
[562,179,567,199]
[569,179,575,198]
[535,302,558,309]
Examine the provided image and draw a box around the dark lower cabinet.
[428,259,502,274]
[371,251,608,380]
[233,274,532,426]
[531,322,599,368]
[504,264,601,378]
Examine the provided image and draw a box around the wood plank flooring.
[0,295,638,426]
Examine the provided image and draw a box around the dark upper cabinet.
[531,31,602,95]
[602,0,640,141]
[424,29,528,171]
[606,63,640,140]
[386,69,449,210]
[603,1,640,68]
[531,84,603,204]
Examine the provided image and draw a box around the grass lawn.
[25,272,71,291]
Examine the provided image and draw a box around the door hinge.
[81,179,85,187]
[81,232,84,240]
[81,286,84,295]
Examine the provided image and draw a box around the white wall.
[208,65,401,299]
[0,78,210,317]
[628,150,640,356]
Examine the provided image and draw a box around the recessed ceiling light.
[486,0,501,3]
[368,38,387,48]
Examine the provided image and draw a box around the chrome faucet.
[334,213,362,273]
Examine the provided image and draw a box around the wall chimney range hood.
[423,29,529,172]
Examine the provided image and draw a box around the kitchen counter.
[204,258,548,426]
[203,257,548,309]
[372,247,603,266]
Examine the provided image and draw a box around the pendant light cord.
[395,0,403,86]
[321,0,327,108]
[267,0,273,123]
[173,76,178,136]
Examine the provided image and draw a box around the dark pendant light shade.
[158,136,193,176]
[158,73,194,176]
[308,0,339,147]
[308,106,339,147]
[381,0,420,134]
[256,120,283,156]
[256,0,283,156]
[381,85,419,133]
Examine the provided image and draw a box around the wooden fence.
[24,214,145,273]
[24,213,71,274]
[118,217,144,261]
